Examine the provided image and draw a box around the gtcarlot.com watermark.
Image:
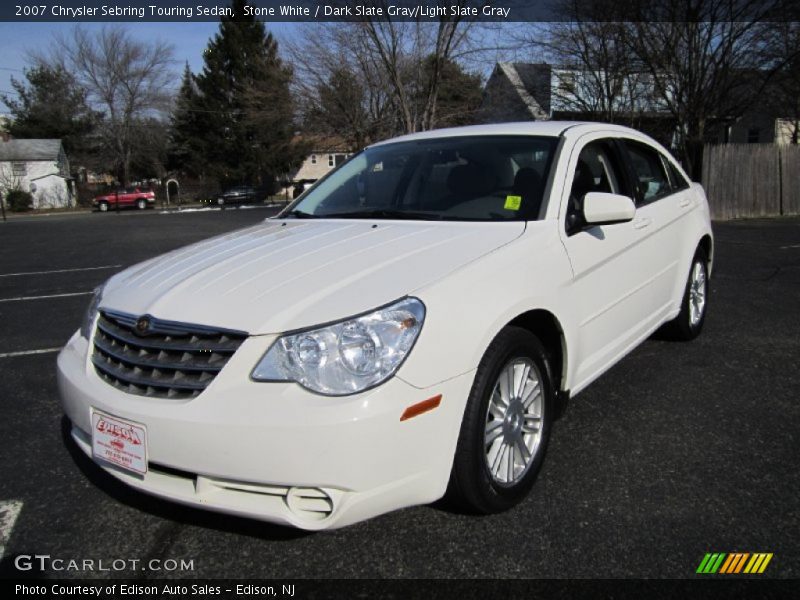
[13,554,194,573]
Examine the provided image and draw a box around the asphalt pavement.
[0,207,797,580]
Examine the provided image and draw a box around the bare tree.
[539,9,654,125]
[357,6,472,133]
[628,0,789,177]
[765,21,800,144]
[287,24,393,148]
[289,3,475,143]
[0,166,25,197]
[41,26,174,184]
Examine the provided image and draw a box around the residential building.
[292,136,353,183]
[0,138,73,209]
[479,62,795,148]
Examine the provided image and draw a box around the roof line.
[29,172,65,181]
[498,63,549,121]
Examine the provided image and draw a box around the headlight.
[80,284,105,339]
[252,297,425,395]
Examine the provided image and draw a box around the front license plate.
[91,410,147,475]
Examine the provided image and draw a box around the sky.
[0,21,301,112]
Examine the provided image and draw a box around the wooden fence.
[701,144,800,220]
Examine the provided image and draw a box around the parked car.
[92,187,156,212]
[214,186,260,206]
[58,122,712,530]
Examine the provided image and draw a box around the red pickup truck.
[92,187,156,212]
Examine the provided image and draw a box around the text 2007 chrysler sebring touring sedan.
[58,122,713,529]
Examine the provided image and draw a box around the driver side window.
[566,140,626,235]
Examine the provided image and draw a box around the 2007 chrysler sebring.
[58,122,713,530]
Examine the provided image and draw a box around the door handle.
[633,217,652,230]
[679,197,692,208]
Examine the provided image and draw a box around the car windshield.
[287,135,558,221]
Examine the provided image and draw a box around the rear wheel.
[217,197,225,206]
[447,326,554,513]
[661,247,709,340]
[98,201,109,212]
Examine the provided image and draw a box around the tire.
[447,326,555,514]
[661,247,709,341]
[136,198,147,210]
[98,201,109,212]
[217,197,225,206]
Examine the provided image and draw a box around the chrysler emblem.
[135,316,151,335]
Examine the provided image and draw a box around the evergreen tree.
[428,58,483,128]
[1,63,98,164]
[307,67,377,149]
[168,63,204,176]
[193,0,304,188]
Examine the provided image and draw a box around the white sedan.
[57,122,713,529]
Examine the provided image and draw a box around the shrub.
[5,189,34,212]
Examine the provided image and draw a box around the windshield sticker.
[504,195,522,211]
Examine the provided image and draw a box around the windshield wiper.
[324,209,443,221]
[283,209,319,219]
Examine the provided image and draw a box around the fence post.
[778,147,784,216]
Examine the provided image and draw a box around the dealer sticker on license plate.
[91,410,147,475]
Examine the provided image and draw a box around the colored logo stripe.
[697,552,773,574]
[744,553,774,574]
[719,553,749,573]
[697,553,726,573]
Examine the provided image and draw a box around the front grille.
[92,309,247,400]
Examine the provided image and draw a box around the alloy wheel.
[484,358,544,486]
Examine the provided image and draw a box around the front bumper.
[57,331,473,529]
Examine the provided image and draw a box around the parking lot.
[0,208,797,579]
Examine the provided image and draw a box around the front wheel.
[447,326,554,514]
[661,248,709,341]
[136,198,147,210]
[98,201,109,212]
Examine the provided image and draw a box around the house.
[478,62,675,145]
[479,63,552,123]
[479,62,796,148]
[291,136,353,184]
[0,139,73,209]
[775,118,800,145]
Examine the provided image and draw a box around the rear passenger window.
[666,160,690,191]
[624,141,672,204]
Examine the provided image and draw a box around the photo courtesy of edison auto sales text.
[15,584,296,596]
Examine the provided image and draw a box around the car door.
[121,188,136,207]
[619,138,692,319]
[558,135,665,390]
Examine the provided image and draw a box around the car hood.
[101,219,525,334]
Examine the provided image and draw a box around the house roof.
[498,63,551,120]
[293,135,352,153]
[0,139,63,161]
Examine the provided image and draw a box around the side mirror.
[582,192,636,226]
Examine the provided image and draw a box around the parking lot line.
[0,265,122,278]
[0,347,62,358]
[0,500,22,560]
[0,291,91,303]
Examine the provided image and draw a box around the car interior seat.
[511,167,545,217]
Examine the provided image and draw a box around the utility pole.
[1,192,6,222]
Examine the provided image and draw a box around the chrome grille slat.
[92,311,247,399]
[93,332,226,372]
[96,315,241,353]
